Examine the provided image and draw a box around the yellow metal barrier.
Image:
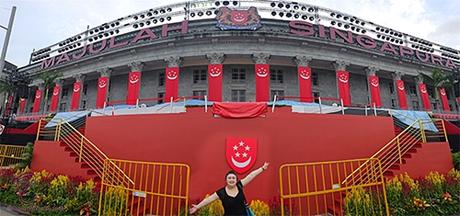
[279,158,389,216]
[0,144,26,167]
[98,159,190,216]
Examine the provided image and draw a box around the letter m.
[41,57,55,69]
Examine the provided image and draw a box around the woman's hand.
[262,162,269,170]
[189,204,199,214]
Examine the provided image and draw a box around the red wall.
[84,107,396,201]
[31,140,92,179]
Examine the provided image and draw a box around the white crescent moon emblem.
[53,89,59,96]
[371,80,379,87]
[420,87,427,94]
[209,68,221,77]
[99,82,107,88]
[339,77,348,83]
[440,89,446,95]
[300,72,310,80]
[398,84,405,91]
[256,68,268,78]
[167,74,177,80]
[231,156,251,168]
[36,93,41,99]
[129,75,139,84]
[73,86,80,92]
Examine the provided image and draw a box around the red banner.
[70,81,82,111]
[126,71,142,105]
[336,70,351,106]
[298,66,312,102]
[165,67,179,101]
[368,75,381,107]
[213,102,267,118]
[255,64,270,102]
[396,80,408,110]
[208,64,222,101]
[439,88,450,112]
[19,98,26,114]
[32,89,42,113]
[49,85,60,112]
[418,83,431,111]
[96,77,109,108]
[226,137,258,174]
[4,95,13,116]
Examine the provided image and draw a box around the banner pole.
[271,95,277,112]
[204,95,208,113]
[170,97,173,113]
[318,97,322,114]
[341,98,344,115]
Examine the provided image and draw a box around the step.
[87,169,97,175]
[389,164,400,170]
[407,148,417,153]
[384,170,394,177]
[327,204,343,216]
[402,153,412,159]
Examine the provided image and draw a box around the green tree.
[38,71,62,113]
[421,68,459,110]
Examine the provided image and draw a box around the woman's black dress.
[216,181,247,216]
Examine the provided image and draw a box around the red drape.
[70,81,82,111]
[336,70,351,106]
[298,66,313,102]
[49,85,60,112]
[439,88,450,112]
[255,64,270,102]
[368,75,381,107]
[32,89,42,113]
[165,67,179,101]
[4,95,13,116]
[208,64,223,101]
[96,76,109,108]
[418,83,431,111]
[213,102,267,118]
[396,80,408,110]
[126,71,142,105]
[19,98,26,114]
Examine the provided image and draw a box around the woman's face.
[226,173,238,187]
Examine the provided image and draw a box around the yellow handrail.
[0,144,26,166]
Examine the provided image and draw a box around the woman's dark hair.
[225,170,238,180]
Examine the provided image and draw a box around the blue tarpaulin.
[45,111,90,128]
[390,109,438,132]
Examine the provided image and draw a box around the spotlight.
[278,3,283,8]
[223,1,229,6]
[216,1,221,6]
[270,2,275,7]
[271,11,276,16]
[286,13,292,18]
[279,12,284,17]
[331,21,336,25]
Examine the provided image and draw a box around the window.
[231,90,246,102]
[157,92,164,104]
[59,103,67,112]
[313,92,320,103]
[62,88,69,98]
[312,72,318,86]
[193,90,207,99]
[82,100,87,109]
[412,101,419,110]
[432,102,438,111]
[270,69,284,84]
[271,90,284,100]
[427,86,435,98]
[83,84,88,95]
[231,68,246,82]
[389,82,394,94]
[193,69,207,84]
[159,72,165,86]
[409,85,417,95]
[391,99,396,108]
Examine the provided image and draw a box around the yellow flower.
[443,192,452,202]
[413,197,430,209]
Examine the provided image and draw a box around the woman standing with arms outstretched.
[189,162,269,215]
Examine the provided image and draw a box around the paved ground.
[0,206,21,216]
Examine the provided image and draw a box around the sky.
[0,0,459,67]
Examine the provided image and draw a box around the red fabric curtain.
[255,64,270,102]
[4,95,13,116]
[19,98,26,114]
[298,66,313,102]
[439,88,450,112]
[96,76,109,108]
[70,81,82,111]
[165,67,179,100]
[208,64,223,101]
[336,70,351,106]
[368,75,381,107]
[32,89,42,113]
[418,83,431,111]
[213,102,267,118]
[49,85,60,112]
[396,80,408,110]
[126,71,142,105]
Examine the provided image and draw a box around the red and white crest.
[370,77,379,87]
[35,91,41,99]
[397,81,405,91]
[338,72,349,84]
[440,88,446,96]
[129,73,140,84]
[256,66,268,78]
[73,83,81,92]
[52,87,60,96]
[167,68,178,80]
[226,137,257,174]
[299,68,311,80]
[209,65,222,78]
[98,78,107,88]
[420,85,427,94]
[20,98,25,102]
[231,10,249,24]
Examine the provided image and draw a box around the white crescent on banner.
[98,80,107,88]
[256,68,268,78]
[371,80,379,87]
[53,89,59,96]
[129,75,140,84]
[36,92,41,99]
[167,71,178,80]
[299,70,310,80]
[209,67,221,77]
[338,74,348,83]
[398,83,405,91]
[73,86,80,92]
[440,89,446,96]
[420,86,427,94]
[231,156,252,168]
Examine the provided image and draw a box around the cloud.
[428,18,460,49]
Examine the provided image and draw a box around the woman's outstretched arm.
[189,192,219,214]
[241,162,269,186]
